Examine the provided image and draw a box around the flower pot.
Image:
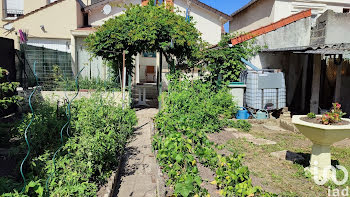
[292,115,350,181]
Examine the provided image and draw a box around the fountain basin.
[292,115,350,181]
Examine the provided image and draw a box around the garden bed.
[0,94,137,196]
[300,117,350,125]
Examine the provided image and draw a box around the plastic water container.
[245,70,286,110]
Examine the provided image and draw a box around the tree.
[85,1,203,76]
[200,34,261,84]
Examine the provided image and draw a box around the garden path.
[115,108,159,197]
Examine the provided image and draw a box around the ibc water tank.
[245,70,286,110]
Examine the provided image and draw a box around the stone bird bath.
[292,115,350,181]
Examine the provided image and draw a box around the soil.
[300,117,350,125]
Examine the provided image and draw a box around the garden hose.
[20,61,39,192]
[45,68,84,195]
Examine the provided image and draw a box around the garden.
[1,1,350,197]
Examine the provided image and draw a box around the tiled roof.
[8,0,67,22]
[231,9,312,46]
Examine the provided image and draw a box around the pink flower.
[336,103,341,109]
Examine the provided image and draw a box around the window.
[4,0,23,18]
[344,8,350,13]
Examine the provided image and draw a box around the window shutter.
[6,0,23,12]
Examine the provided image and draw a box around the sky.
[199,0,251,32]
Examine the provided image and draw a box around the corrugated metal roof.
[261,43,350,55]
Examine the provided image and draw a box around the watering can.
[236,107,250,119]
[252,109,269,120]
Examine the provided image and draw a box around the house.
[229,8,350,117]
[0,0,231,87]
[229,0,350,34]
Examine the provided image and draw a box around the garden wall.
[17,89,127,111]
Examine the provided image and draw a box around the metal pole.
[159,52,163,109]
[122,51,126,109]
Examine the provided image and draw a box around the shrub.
[307,112,316,119]
[0,67,22,116]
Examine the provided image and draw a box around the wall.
[88,0,140,26]
[229,0,275,33]
[254,17,311,50]
[311,10,350,45]
[324,10,350,44]
[1,0,82,49]
[76,37,108,79]
[174,0,223,45]
[23,0,47,14]
[230,0,350,34]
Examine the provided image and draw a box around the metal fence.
[21,44,74,90]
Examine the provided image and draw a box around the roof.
[261,43,350,55]
[231,0,259,17]
[231,9,311,46]
[83,0,232,21]
[8,0,68,22]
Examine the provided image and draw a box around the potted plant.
[292,103,350,181]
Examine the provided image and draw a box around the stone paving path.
[114,108,159,197]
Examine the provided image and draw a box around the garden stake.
[20,61,39,193]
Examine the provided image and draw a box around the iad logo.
[328,187,349,197]
[310,161,349,196]
[312,161,348,186]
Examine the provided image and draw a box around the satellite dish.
[102,4,112,15]
[4,23,13,31]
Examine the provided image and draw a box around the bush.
[2,94,137,196]
[307,112,316,119]
[0,67,22,116]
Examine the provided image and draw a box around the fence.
[21,44,74,90]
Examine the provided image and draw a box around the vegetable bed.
[0,94,137,196]
[152,77,275,197]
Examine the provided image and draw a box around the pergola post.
[310,54,321,113]
[158,52,163,109]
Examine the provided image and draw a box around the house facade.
[229,0,350,34]
[0,0,231,85]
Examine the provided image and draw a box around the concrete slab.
[270,150,304,163]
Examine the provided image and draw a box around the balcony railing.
[3,9,24,18]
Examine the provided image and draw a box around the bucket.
[236,107,250,119]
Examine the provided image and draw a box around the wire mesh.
[22,44,73,90]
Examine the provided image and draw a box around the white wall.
[230,0,350,33]
[88,0,140,26]
[174,0,223,44]
[76,37,108,79]
[229,0,276,33]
